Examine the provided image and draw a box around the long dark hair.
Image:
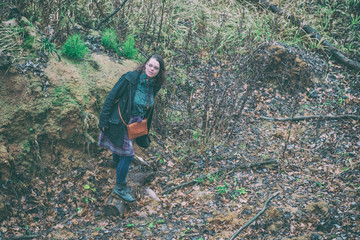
[135,54,166,86]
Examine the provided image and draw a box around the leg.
[113,155,135,202]
[110,153,120,168]
[116,155,134,183]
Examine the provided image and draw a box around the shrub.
[122,35,138,59]
[101,28,119,53]
[62,34,89,60]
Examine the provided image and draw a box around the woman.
[98,54,166,202]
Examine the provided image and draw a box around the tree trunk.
[103,194,129,217]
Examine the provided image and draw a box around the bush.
[122,35,138,59]
[62,34,89,60]
[101,28,119,53]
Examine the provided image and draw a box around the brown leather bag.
[126,119,148,140]
[118,104,153,140]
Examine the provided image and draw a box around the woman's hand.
[130,116,143,123]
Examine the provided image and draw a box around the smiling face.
[145,58,160,78]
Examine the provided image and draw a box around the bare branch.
[230,191,280,240]
[96,0,129,30]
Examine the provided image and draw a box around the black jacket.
[98,71,161,148]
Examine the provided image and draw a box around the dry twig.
[230,191,280,240]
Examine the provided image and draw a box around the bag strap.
[117,98,156,126]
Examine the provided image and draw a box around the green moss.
[51,85,79,107]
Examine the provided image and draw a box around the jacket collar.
[125,71,141,85]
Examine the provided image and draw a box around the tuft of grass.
[62,34,89,60]
[122,35,138,59]
[101,28,120,53]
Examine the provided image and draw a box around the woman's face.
[145,58,160,78]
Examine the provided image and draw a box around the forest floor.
[1,51,359,240]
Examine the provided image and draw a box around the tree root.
[230,191,280,240]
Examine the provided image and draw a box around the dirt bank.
[0,53,138,181]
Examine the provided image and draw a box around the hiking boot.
[112,183,135,202]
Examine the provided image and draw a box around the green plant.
[126,223,134,228]
[84,184,96,192]
[236,187,249,195]
[40,37,58,54]
[207,172,220,183]
[24,35,36,49]
[216,182,229,195]
[122,35,138,59]
[194,178,205,183]
[22,140,31,153]
[83,183,96,203]
[349,14,360,28]
[83,196,96,203]
[193,130,198,140]
[156,219,165,224]
[62,34,89,60]
[101,28,119,53]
